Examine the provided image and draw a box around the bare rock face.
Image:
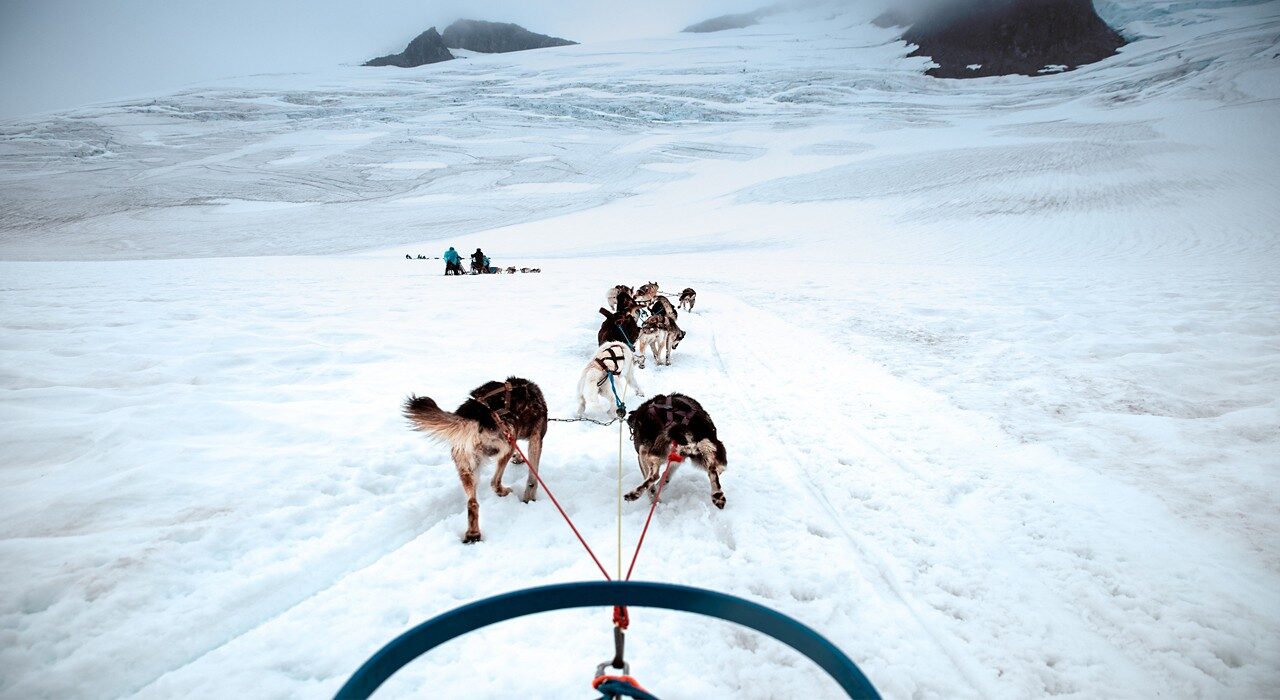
[896,0,1126,78]
[364,27,454,67]
[682,11,765,33]
[441,19,576,53]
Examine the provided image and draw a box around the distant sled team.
[405,280,715,542]
[417,246,539,275]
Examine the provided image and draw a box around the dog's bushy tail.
[404,395,478,446]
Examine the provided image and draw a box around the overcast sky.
[0,0,754,119]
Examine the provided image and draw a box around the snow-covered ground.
[2,2,1278,698]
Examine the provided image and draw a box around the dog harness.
[646,395,697,428]
[468,381,515,434]
[595,345,626,387]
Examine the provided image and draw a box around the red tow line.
[506,434,683,631]
[507,433,612,581]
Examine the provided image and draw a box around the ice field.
[1,2,1278,698]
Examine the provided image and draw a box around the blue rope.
[334,581,881,699]
[607,373,625,413]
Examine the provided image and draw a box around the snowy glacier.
[1,2,1278,698]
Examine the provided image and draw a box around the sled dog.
[650,294,678,320]
[598,304,641,349]
[403,377,548,543]
[634,282,660,305]
[635,314,685,367]
[607,284,634,311]
[576,342,643,417]
[625,394,727,509]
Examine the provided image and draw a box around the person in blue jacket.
[483,255,492,273]
[443,246,462,276]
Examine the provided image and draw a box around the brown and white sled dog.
[678,288,696,312]
[403,377,548,543]
[576,342,643,417]
[625,394,727,509]
[635,314,685,367]
[634,282,660,305]
[649,294,678,320]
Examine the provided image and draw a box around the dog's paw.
[463,531,483,544]
[512,453,525,465]
[712,492,726,509]
[521,493,537,504]
[494,485,512,497]
[624,491,642,502]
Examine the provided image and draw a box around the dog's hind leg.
[452,447,483,543]
[650,460,680,499]
[625,361,644,397]
[521,427,545,503]
[705,465,726,509]
[575,369,591,417]
[490,443,514,498]
[625,446,664,501]
[698,441,726,509]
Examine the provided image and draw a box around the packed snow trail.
[2,260,1275,698]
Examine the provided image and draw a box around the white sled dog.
[577,341,644,416]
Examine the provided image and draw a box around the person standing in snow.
[443,246,462,276]
[471,248,486,275]
[483,255,492,273]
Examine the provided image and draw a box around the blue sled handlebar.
[335,580,881,698]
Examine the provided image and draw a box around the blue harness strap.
[334,581,880,699]
[607,374,626,414]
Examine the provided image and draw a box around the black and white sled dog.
[635,314,685,367]
[607,284,634,311]
[625,394,727,509]
[403,377,548,543]
[576,341,644,417]
[678,288,696,312]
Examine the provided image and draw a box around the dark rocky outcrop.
[896,0,1125,78]
[682,11,765,33]
[441,19,576,53]
[365,27,454,67]
[872,8,910,28]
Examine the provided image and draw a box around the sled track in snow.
[697,294,992,697]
